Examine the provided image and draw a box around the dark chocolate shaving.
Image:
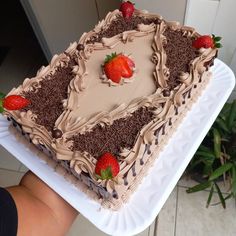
[163,29,198,89]
[69,107,154,159]
[87,15,160,44]
[22,59,76,132]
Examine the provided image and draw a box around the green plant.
[186,100,236,208]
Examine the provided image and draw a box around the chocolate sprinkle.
[22,59,76,132]
[163,89,170,97]
[87,15,160,44]
[69,107,154,159]
[76,44,84,51]
[163,29,198,89]
[52,129,63,139]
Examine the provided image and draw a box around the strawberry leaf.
[0,100,4,113]
[100,166,113,180]
[105,52,117,63]
[215,43,222,48]
[214,36,222,42]
[0,92,5,99]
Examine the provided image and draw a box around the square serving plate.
[0,59,235,235]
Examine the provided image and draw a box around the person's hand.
[7,171,78,236]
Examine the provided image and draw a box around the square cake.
[1,3,219,210]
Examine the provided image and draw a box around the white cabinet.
[20,0,120,60]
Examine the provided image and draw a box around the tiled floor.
[1,1,236,236]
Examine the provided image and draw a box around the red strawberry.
[95,153,120,180]
[120,54,135,69]
[192,35,222,49]
[120,1,135,19]
[2,95,30,111]
[104,52,135,83]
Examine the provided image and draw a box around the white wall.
[21,0,187,60]
[185,0,236,99]
[132,0,187,23]
[96,0,120,19]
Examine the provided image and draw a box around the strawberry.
[1,95,30,112]
[120,1,135,19]
[104,52,135,83]
[192,34,222,49]
[95,153,120,180]
[119,54,135,69]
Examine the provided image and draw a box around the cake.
[1,2,219,210]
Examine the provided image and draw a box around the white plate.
[0,59,235,236]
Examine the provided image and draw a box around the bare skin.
[6,171,78,236]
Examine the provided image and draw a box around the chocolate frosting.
[22,60,76,132]
[163,29,198,89]
[69,107,154,158]
[87,15,161,44]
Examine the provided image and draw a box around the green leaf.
[0,92,5,99]
[105,52,117,63]
[221,103,231,116]
[214,182,226,208]
[198,145,212,153]
[100,166,113,180]
[214,36,222,42]
[210,193,233,206]
[206,185,214,208]
[0,100,4,113]
[224,193,233,201]
[203,164,213,177]
[226,100,236,130]
[209,163,233,181]
[187,158,205,172]
[215,117,229,133]
[196,147,213,154]
[213,128,221,158]
[232,166,236,197]
[195,151,215,160]
[186,181,211,193]
[215,43,223,48]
